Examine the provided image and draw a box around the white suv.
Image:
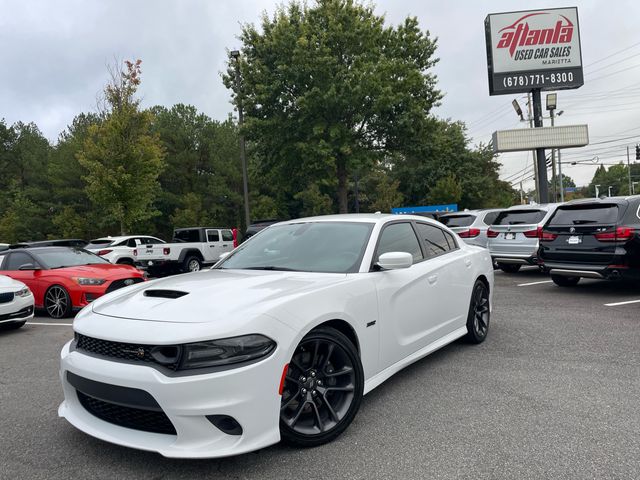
[85,236,165,265]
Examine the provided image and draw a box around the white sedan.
[0,275,34,329]
[59,214,494,458]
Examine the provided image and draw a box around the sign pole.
[532,89,549,203]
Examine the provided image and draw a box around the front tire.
[44,285,72,319]
[497,263,521,273]
[280,327,364,448]
[551,275,580,287]
[464,280,490,344]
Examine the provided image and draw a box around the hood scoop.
[143,289,189,299]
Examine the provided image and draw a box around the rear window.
[494,210,546,225]
[86,239,113,249]
[549,205,619,225]
[174,229,200,242]
[483,211,501,225]
[439,215,475,227]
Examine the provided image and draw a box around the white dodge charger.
[59,214,494,458]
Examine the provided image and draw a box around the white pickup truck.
[134,227,236,273]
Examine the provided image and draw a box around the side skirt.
[363,326,467,395]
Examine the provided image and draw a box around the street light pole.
[608,186,612,197]
[595,184,600,198]
[230,50,251,230]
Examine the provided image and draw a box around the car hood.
[0,275,26,292]
[91,268,347,323]
[49,263,142,279]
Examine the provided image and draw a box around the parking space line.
[517,280,553,287]
[604,299,640,307]
[27,322,73,326]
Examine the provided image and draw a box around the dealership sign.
[492,125,589,153]
[485,7,583,95]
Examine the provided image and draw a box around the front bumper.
[59,334,290,458]
[0,293,35,324]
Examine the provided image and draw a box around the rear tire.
[551,275,580,287]
[280,327,364,448]
[183,256,202,272]
[497,263,521,273]
[464,280,490,344]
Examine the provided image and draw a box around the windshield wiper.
[50,265,69,269]
[243,266,300,271]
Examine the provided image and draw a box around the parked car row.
[441,194,640,286]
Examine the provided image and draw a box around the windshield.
[549,205,619,225]
[218,221,374,273]
[494,210,546,225]
[36,248,110,268]
[440,215,475,227]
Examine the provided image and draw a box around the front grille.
[0,292,14,304]
[77,391,176,435]
[75,334,180,371]
[105,277,144,294]
[0,305,33,321]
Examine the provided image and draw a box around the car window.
[443,230,458,250]
[4,252,35,270]
[140,237,163,245]
[415,223,451,258]
[174,229,200,242]
[126,238,138,248]
[440,215,475,227]
[549,205,619,225]
[221,230,233,242]
[219,222,374,274]
[376,223,423,263]
[494,210,546,225]
[483,211,500,225]
[207,230,220,242]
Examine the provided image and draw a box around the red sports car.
[0,247,146,318]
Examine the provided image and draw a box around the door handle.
[428,275,438,285]
[222,244,228,247]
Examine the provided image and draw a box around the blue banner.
[392,204,458,214]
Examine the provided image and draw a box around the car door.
[0,251,44,305]
[414,222,472,334]
[205,229,221,262]
[220,229,234,254]
[372,221,443,368]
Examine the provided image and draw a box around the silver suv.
[487,203,561,273]
[439,209,504,248]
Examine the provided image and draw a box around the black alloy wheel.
[465,280,490,344]
[45,285,72,319]
[551,275,580,287]
[280,327,364,447]
[497,263,521,273]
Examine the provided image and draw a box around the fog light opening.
[206,415,243,436]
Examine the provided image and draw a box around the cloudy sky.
[2,0,639,193]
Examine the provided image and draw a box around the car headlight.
[73,277,106,286]
[15,287,31,297]
[179,334,276,370]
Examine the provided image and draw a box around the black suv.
[538,196,640,286]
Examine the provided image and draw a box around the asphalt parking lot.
[1,269,639,480]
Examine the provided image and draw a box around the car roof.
[277,213,443,226]
[504,203,561,211]
[90,235,158,242]
[561,195,638,206]
[174,227,231,231]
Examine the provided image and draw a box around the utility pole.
[627,146,632,195]
[558,148,564,202]
[532,89,549,203]
[520,181,524,205]
[549,108,558,202]
[527,93,539,203]
[230,50,251,230]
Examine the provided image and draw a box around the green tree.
[428,174,462,205]
[225,0,441,213]
[77,60,166,234]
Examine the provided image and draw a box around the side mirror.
[18,263,38,271]
[377,252,413,270]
